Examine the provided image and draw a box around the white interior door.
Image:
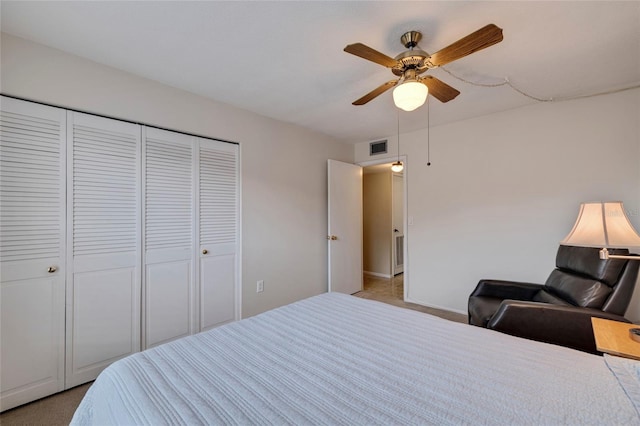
[327,159,362,294]
[0,97,66,411]
[66,112,141,387]
[143,128,195,348]
[392,173,404,275]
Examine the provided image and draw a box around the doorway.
[361,161,406,301]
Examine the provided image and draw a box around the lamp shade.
[393,81,428,112]
[560,202,640,249]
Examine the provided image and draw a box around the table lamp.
[560,202,640,260]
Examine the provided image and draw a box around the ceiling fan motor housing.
[392,50,431,76]
[393,31,431,76]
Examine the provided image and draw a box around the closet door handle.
[48,266,57,273]
[202,249,208,255]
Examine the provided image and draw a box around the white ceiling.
[2,1,639,144]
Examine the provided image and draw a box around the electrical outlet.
[256,280,264,293]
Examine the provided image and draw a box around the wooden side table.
[591,317,640,360]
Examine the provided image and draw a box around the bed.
[72,292,640,425]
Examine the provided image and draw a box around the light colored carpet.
[0,383,91,426]
[0,274,465,424]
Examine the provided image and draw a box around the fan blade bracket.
[424,58,438,69]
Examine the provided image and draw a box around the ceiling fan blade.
[352,80,398,105]
[428,24,503,67]
[421,76,460,103]
[344,43,399,68]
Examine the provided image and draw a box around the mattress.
[72,292,640,425]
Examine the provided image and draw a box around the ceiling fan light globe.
[391,161,404,172]
[393,81,428,111]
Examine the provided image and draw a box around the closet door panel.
[0,277,64,411]
[200,253,235,330]
[66,112,141,387]
[0,97,66,411]
[198,139,239,331]
[1,279,59,389]
[143,128,194,348]
[146,261,191,345]
[72,269,137,367]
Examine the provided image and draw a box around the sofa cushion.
[544,269,612,309]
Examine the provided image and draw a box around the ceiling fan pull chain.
[426,98,431,167]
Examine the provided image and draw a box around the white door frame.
[391,172,404,276]
[358,155,409,301]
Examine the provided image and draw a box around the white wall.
[356,89,640,321]
[1,33,354,318]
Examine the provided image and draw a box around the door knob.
[202,249,208,255]
[47,266,57,273]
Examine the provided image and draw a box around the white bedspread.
[72,292,640,425]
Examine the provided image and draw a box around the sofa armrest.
[487,301,630,354]
[470,279,543,300]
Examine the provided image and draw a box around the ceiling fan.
[344,24,503,110]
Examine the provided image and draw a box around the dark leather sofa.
[468,245,639,353]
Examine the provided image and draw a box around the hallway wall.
[363,170,392,277]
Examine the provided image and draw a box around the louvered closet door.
[197,138,239,331]
[66,112,141,387]
[0,97,66,411]
[143,128,195,348]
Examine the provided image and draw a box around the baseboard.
[363,271,392,279]
[404,296,467,316]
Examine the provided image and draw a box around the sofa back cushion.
[544,269,612,308]
[555,245,628,285]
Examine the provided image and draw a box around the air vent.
[369,140,387,156]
